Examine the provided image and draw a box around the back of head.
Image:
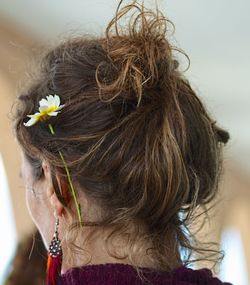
[14,0,229,272]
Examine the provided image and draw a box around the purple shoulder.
[173,266,233,285]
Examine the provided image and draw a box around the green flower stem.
[48,123,82,224]
[58,151,82,223]
[48,123,55,135]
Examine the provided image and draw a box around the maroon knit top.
[60,263,232,285]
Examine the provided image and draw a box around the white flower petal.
[47,95,54,104]
[24,117,39,127]
[39,98,49,107]
[54,95,60,107]
[39,105,49,112]
[50,97,56,106]
[48,111,59,116]
[27,112,40,118]
[45,96,51,105]
[57,104,65,111]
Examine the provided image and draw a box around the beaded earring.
[46,217,62,285]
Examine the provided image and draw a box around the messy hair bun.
[96,0,176,107]
[14,0,229,274]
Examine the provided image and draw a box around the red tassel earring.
[46,217,62,285]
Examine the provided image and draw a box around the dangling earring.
[46,217,62,285]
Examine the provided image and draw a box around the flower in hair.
[24,95,64,127]
[23,94,82,224]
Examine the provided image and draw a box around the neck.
[60,226,159,274]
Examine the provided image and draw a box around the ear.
[49,191,64,217]
[42,161,64,217]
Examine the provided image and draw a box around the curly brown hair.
[14,0,229,275]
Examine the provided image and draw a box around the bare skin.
[20,151,157,274]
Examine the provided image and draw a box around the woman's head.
[15,1,229,272]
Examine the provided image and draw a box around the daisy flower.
[24,94,64,127]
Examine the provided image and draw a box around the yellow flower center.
[38,106,58,121]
